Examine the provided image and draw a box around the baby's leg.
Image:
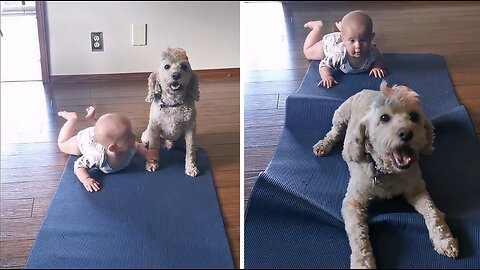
[85,106,97,124]
[57,111,81,155]
[303,21,326,60]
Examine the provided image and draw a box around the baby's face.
[341,24,373,59]
[116,130,137,153]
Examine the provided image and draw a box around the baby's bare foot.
[85,106,97,122]
[304,20,324,30]
[57,111,78,121]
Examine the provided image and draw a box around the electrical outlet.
[91,32,103,52]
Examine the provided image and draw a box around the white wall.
[46,1,240,75]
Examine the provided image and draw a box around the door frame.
[35,1,49,83]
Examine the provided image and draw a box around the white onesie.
[319,32,382,74]
[74,127,138,174]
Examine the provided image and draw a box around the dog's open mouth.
[170,81,182,91]
[391,146,414,169]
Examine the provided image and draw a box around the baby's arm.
[74,156,100,192]
[369,59,386,78]
[369,45,386,78]
[136,143,159,163]
[319,66,338,89]
[318,50,343,89]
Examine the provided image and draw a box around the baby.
[303,10,386,89]
[57,106,159,192]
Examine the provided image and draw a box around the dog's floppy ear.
[421,118,435,155]
[380,79,393,98]
[145,72,160,103]
[187,71,200,101]
[345,117,369,162]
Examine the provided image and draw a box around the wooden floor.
[0,77,240,268]
[244,1,480,208]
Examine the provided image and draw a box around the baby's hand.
[318,76,338,89]
[369,68,386,78]
[144,149,159,163]
[83,177,100,192]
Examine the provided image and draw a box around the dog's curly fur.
[141,47,200,176]
[313,81,459,268]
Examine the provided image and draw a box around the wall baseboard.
[49,68,239,83]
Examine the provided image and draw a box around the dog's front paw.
[165,140,174,150]
[313,140,331,157]
[145,162,159,172]
[185,164,199,177]
[432,235,459,258]
[351,253,376,269]
[141,131,149,147]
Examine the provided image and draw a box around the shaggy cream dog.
[313,81,459,268]
[141,47,200,176]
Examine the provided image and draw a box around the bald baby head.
[94,113,135,149]
[341,10,374,38]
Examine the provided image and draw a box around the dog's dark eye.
[380,114,390,123]
[180,63,188,70]
[164,64,171,70]
[410,112,419,123]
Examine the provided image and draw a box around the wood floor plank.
[1,179,60,200]
[0,199,33,219]
[0,166,64,184]
[212,170,241,188]
[0,154,68,169]
[217,187,240,228]
[0,239,36,259]
[0,217,44,241]
[244,109,285,129]
[0,239,35,268]
[225,225,240,268]
[245,125,284,148]
[31,197,52,218]
[243,94,279,110]
[244,80,303,96]
[210,156,240,172]
[244,146,276,172]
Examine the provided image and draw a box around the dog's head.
[145,47,199,103]
[357,80,434,173]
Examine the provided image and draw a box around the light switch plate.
[132,24,147,46]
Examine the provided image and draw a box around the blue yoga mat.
[298,53,460,119]
[26,148,234,269]
[244,54,480,268]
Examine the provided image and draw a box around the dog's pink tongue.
[393,149,412,167]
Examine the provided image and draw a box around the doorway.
[1,1,42,82]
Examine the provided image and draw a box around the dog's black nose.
[398,128,413,141]
[172,72,181,80]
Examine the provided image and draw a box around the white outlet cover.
[132,24,146,46]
